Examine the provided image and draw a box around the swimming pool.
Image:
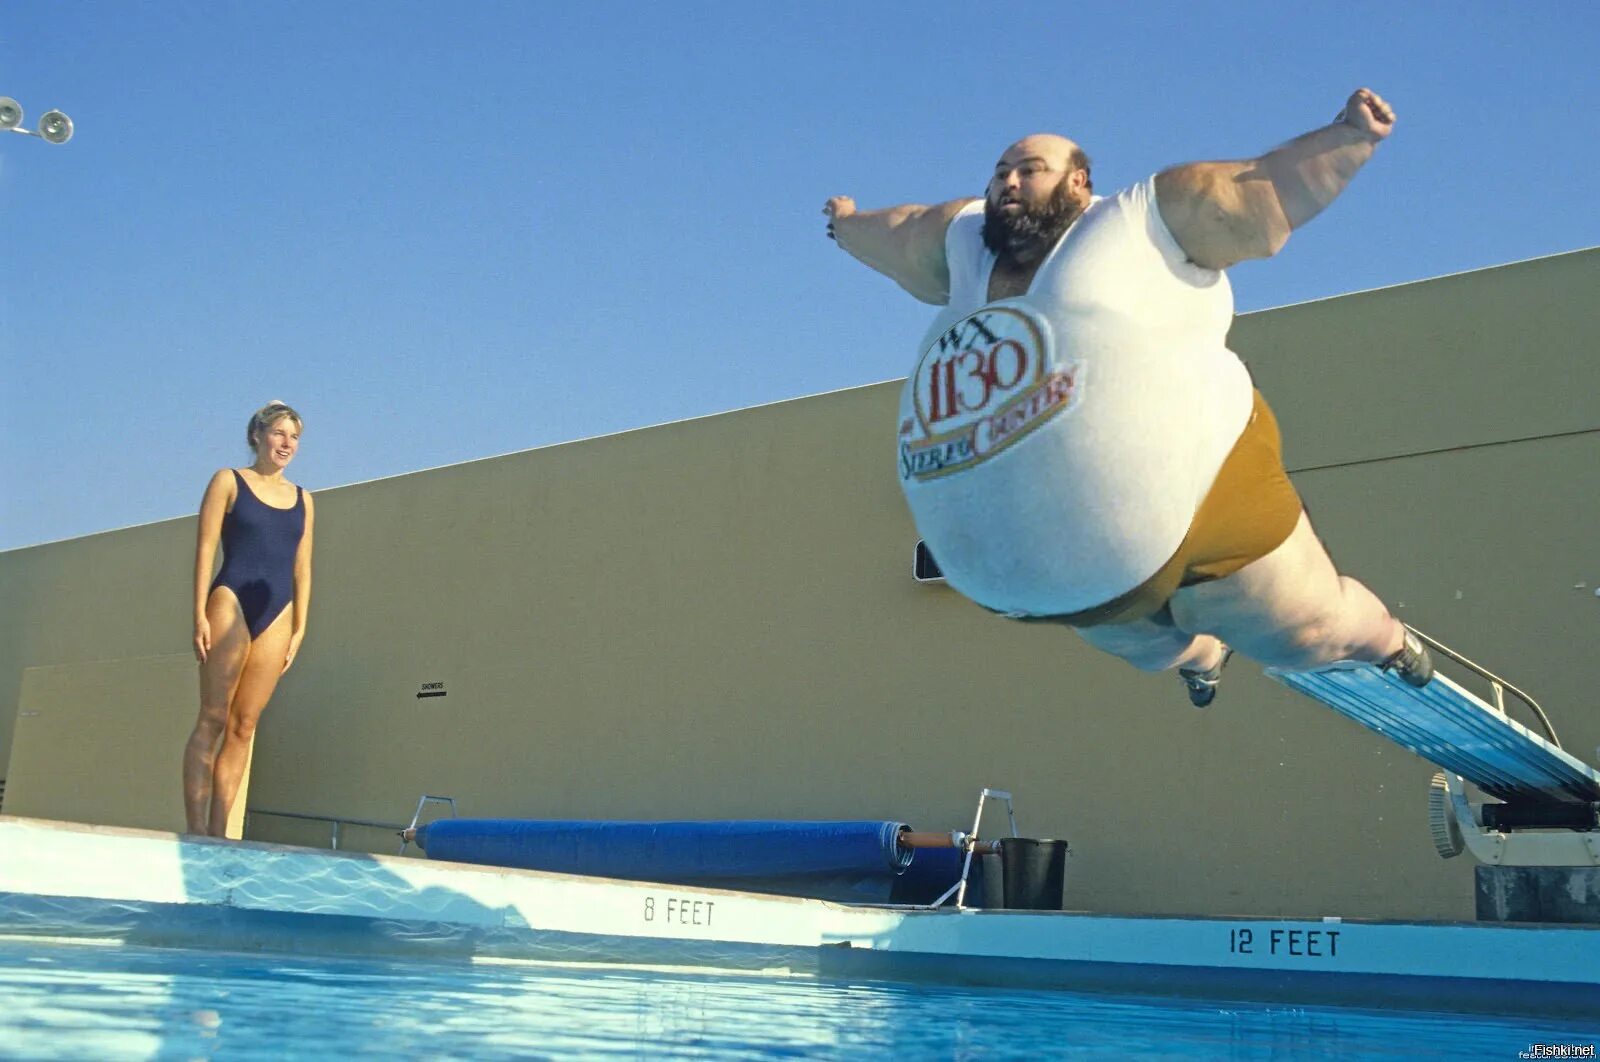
[3,937,1597,1059]
[4,814,1598,1058]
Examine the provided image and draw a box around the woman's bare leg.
[184,588,249,834]
[206,606,291,837]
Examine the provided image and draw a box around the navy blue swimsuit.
[210,470,306,640]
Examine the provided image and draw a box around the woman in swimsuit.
[182,400,315,837]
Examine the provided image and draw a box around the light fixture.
[0,96,74,145]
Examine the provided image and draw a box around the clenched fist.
[823,195,856,240]
[1336,88,1396,143]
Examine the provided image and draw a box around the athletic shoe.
[1381,627,1434,688]
[1179,646,1233,709]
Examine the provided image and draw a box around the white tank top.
[896,176,1254,615]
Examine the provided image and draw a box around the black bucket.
[998,837,1069,910]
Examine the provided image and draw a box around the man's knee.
[1261,615,1348,669]
[1077,630,1188,673]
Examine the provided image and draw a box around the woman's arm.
[193,470,235,662]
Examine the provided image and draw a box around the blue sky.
[3,3,1596,551]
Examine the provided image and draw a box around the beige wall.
[3,248,1597,921]
[5,653,251,838]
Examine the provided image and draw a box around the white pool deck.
[1,815,1596,1018]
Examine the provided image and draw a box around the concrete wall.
[5,653,251,837]
[3,248,1596,921]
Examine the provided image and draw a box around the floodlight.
[38,110,72,144]
[0,97,74,144]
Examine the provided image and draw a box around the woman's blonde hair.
[246,400,304,453]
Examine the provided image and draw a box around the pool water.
[1,938,1596,1060]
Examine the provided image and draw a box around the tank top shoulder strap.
[225,468,249,511]
[230,468,259,506]
[943,203,991,310]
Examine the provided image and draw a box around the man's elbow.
[1219,175,1290,259]
[1187,215,1288,270]
[1214,203,1291,267]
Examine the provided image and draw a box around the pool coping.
[2,815,1596,1019]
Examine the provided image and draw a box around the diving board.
[1266,661,1600,806]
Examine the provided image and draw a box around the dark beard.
[982,181,1085,267]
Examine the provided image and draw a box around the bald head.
[1005,133,1082,164]
[993,134,1093,195]
[982,134,1094,267]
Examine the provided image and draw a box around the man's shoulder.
[947,199,985,228]
[1091,178,1158,213]
[943,200,986,249]
[1102,175,1224,275]
[1079,178,1180,243]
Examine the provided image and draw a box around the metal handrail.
[245,808,408,851]
[1407,626,1561,748]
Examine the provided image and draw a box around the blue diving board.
[1266,662,1600,805]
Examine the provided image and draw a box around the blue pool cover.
[413,819,925,903]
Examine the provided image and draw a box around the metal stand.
[1404,627,1600,868]
[928,787,1019,910]
[1271,624,1599,867]
[398,794,457,855]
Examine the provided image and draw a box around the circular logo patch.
[900,305,1079,482]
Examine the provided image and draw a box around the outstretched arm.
[1154,88,1396,270]
[823,195,978,304]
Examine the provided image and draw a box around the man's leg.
[1167,511,1405,672]
[1070,610,1227,674]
